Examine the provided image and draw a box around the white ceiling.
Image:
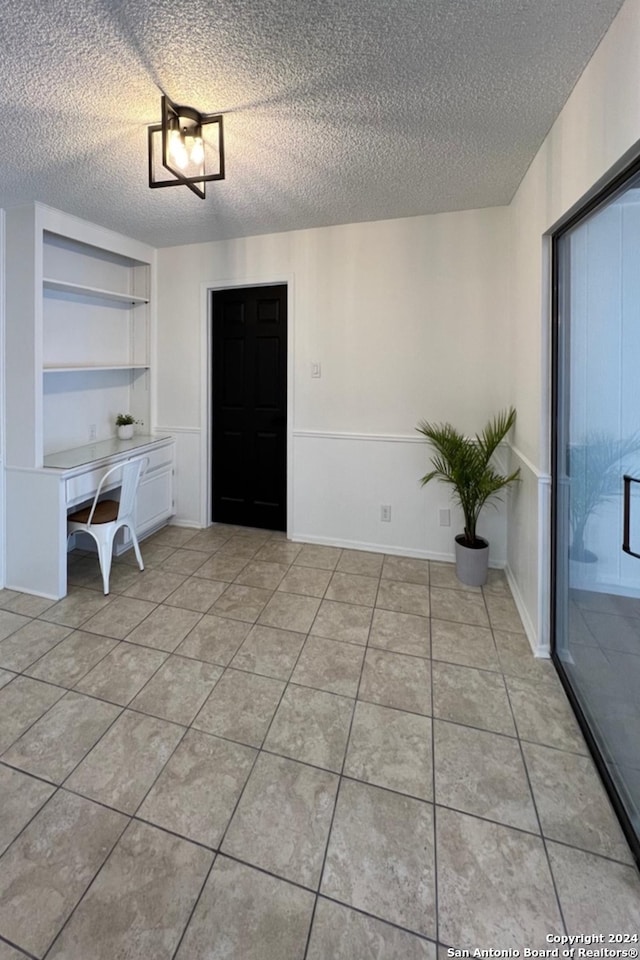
[0,0,625,247]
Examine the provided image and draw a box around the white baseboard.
[289,532,504,567]
[505,563,548,658]
[168,519,201,530]
[4,582,60,601]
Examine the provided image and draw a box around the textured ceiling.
[0,0,625,247]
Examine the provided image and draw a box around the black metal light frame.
[148,94,225,199]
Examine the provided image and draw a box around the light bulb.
[190,136,204,166]
[169,129,188,170]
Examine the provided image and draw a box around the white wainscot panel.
[506,446,551,657]
[156,426,201,527]
[291,432,507,564]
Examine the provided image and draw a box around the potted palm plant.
[416,407,520,586]
[568,431,640,562]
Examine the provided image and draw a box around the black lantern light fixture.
[148,95,224,199]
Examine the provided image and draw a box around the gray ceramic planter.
[455,535,489,587]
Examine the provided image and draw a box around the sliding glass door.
[553,165,640,862]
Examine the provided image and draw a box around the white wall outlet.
[439,508,451,527]
[89,424,97,442]
[311,361,322,378]
[380,504,392,522]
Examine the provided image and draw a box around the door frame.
[199,274,294,532]
[549,152,640,869]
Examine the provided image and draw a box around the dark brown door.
[211,285,287,530]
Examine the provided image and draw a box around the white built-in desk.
[5,435,175,600]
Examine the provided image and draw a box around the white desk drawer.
[66,466,120,506]
[64,442,174,507]
[145,444,174,474]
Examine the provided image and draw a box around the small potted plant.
[416,407,520,586]
[115,413,142,440]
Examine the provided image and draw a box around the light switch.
[311,362,321,379]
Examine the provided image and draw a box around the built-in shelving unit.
[43,364,151,373]
[42,278,150,305]
[5,203,156,465]
[4,203,175,599]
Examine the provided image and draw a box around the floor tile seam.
[132,812,221,855]
[498,652,570,938]
[433,798,544,841]
[168,853,218,960]
[517,735,591,759]
[367,639,430,661]
[185,718,261,751]
[298,605,374,955]
[354,692,432,720]
[0,682,70,759]
[20,629,124,690]
[209,631,309,861]
[122,648,221,719]
[531,830,638,868]
[0,757,62,792]
[0,696,126,789]
[432,714,527,745]
[429,605,440,949]
[206,848,322,898]
[431,654,504,675]
[0,778,63,865]
[315,892,440,947]
[64,591,163,637]
[257,720,356,778]
[104,700,196,734]
[425,607,491,629]
[430,709,517,740]
[190,662,282,724]
[102,718,192,824]
[0,932,38,960]
[73,642,172,704]
[304,630,372,653]
[375,601,430,619]
[0,625,76,677]
[39,801,134,960]
[33,699,129,791]
[0,610,66,650]
[38,589,121,630]
[303,611,376,959]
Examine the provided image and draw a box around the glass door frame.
[550,153,640,870]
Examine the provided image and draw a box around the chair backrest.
[87,456,149,525]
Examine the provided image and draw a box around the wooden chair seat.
[67,499,119,525]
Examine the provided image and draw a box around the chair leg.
[129,528,145,572]
[98,540,114,595]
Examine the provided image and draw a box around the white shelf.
[43,364,150,373]
[43,278,149,305]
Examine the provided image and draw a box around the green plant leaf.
[416,407,520,545]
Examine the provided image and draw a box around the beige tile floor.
[0,525,638,959]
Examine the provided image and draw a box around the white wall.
[156,207,511,561]
[507,0,640,651]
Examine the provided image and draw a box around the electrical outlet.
[311,361,322,379]
[89,424,97,442]
[439,508,451,527]
[380,504,392,522]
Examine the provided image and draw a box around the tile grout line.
[170,558,322,960]
[0,931,38,959]
[302,562,378,960]
[483,584,571,938]
[39,800,132,960]
[429,576,441,946]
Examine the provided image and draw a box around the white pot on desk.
[117,424,134,440]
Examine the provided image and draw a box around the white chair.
[67,456,149,595]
